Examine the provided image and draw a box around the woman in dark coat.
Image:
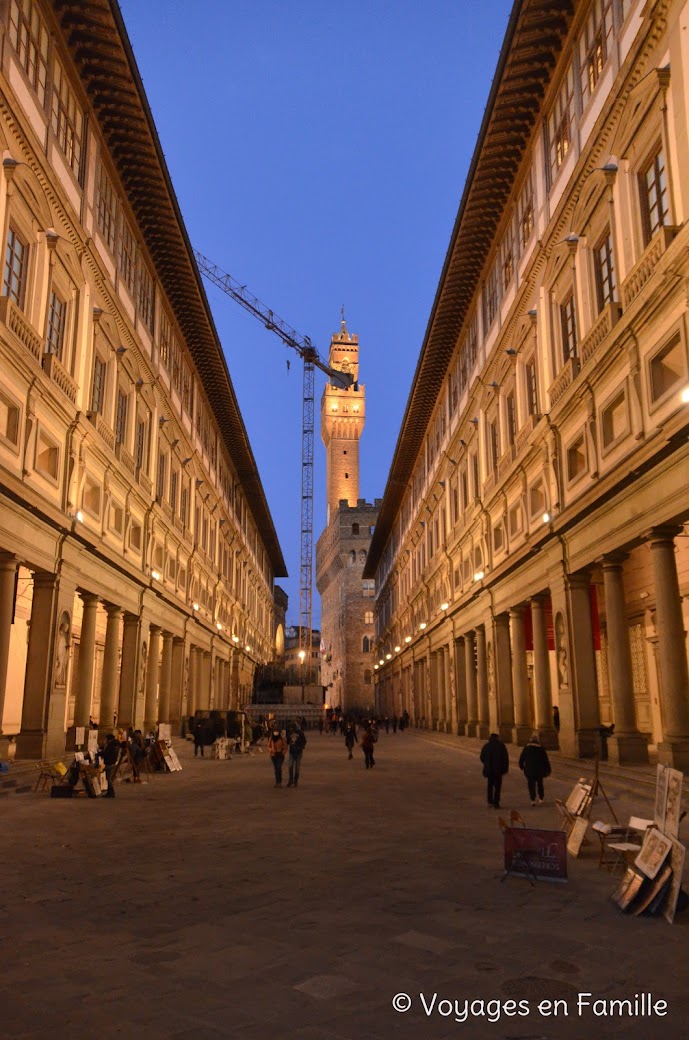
[518,734,551,805]
[479,733,509,809]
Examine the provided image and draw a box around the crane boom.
[194,249,353,678]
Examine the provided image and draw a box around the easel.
[112,744,153,783]
[586,751,618,825]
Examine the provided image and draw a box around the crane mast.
[194,250,352,676]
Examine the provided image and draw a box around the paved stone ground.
[3,730,687,1040]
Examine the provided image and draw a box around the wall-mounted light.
[159,416,169,426]
[216,622,222,631]
[374,664,379,670]
[405,635,412,643]
[438,480,445,488]
[440,602,449,611]
[379,658,385,666]
[542,512,550,524]
[182,457,193,466]
[474,570,484,582]
[459,439,466,447]
[505,347,517,356]
[488,381,499,389]
[192,602,199,611]
[232,634,239,643]
[680,386,689,404]
[195,479,204,488]
[394,645,401,652]
[151,569,161,581]
[75,509,84,523]
[115,345,127,356]
[246,645,251,652]
[386,653,392,660]
[469,417,479,425]
[419,621,427,631]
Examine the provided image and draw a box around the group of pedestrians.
[480,731,551,809]
[267,723,306,787]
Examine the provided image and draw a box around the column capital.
[0,552,18,571]
[161,629,174,642]
[600,551,629,569]
[148,623,162,635]
[564,571,591,593]
[79,590,99,607]
[509,604,526,619]
[648,524,684,546]
[103,602,122,618]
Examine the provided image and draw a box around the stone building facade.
[0,0,286,758]
[365,0,689,769]
[316,318,379,712]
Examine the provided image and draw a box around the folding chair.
[34,760,68,792]
[593,816,653,874]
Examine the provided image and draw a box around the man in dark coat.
[518,734,552,805]
[480,733,509,809]
[287,724,307,787]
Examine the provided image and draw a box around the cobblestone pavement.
[3,730,687,1040]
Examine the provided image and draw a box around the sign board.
[158,723,171,742]
[75,726,85,747]
[504,827,568,882]
[87,729,99,759]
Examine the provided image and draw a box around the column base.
[465,721,479,737]
[477,722,490,740]
[607,732,649,766]
[656,740,689,771]
[15,729,63,760]
[456,722,467,736]
[535,726,560,751]
[512,724,533,746]
[498,723,514,743]
[0,735,11,759]
[569,727,600,759]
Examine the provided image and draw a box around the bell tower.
[321,312,365,525]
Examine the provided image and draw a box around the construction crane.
[194,250,353,674]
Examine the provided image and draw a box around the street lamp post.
[298,649,306,704]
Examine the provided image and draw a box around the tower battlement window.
[547,63,575,184]
[51,56,83,179]
[640,146,669,246]
[9,0,48,105]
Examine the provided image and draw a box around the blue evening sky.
[119,0,513,626]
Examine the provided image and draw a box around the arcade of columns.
[0,550,250,760]
[376,525,689,769]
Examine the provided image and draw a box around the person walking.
[361,726,376,769]
[268,727,287,787]
[552,705,560,732]
[287,723,307,787]
[519,734,552,805]
[193,720,205,758]
[479,732,509,809]
[100,732,121,798]
[344,721,357,760]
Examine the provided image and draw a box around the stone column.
[230,650,240,710]
[16,572,75,759]
[650,528,689,769]
[494,612,514,743]
[157,630,174,725]
[445,643,457,734]
[465,631,478,736]
[117,612,141,730]
[98,604,122,735]
[602,556,648,764]
[454,637,467,735]
[563,572,600,756]
[198,651,211,710]
[169,637,185,731]
[72,593,99,733]
[143,625,161,732]
[531,596,558,749]
[510,606,532,744]
[0,554,18,753]
[476,625,490,739]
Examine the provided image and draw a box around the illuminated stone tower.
[321,313,366,525]
[317,316,378,712]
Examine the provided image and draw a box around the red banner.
[503,827,567,882]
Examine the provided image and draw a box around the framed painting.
[635,827,673,879]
